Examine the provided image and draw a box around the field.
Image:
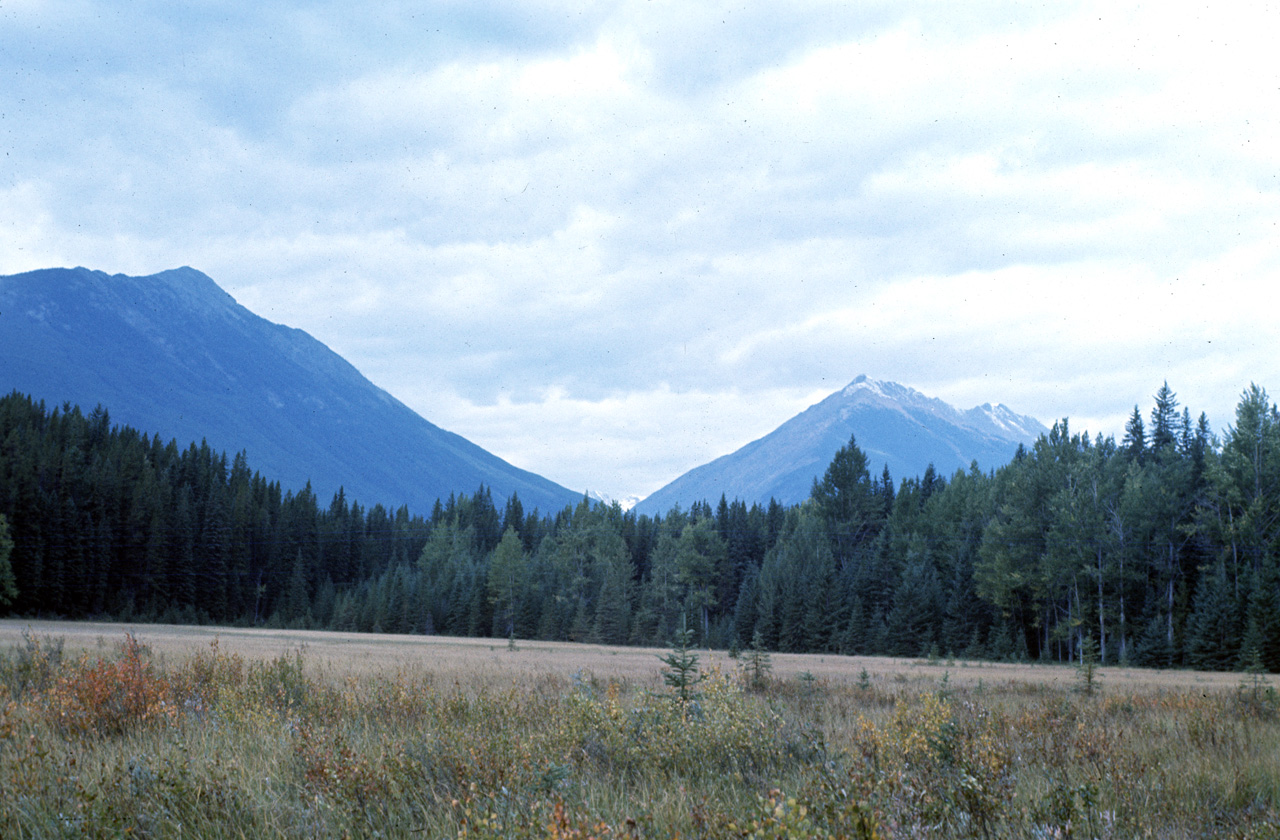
[2,620,1278,838]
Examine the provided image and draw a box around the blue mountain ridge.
[635,375,1046,513]
[0,266,581,515]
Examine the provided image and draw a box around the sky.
[3,1,1279,503]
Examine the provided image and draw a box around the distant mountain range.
[635,375,1046,513]
[0,266,581,514]
[2,267,1048,519]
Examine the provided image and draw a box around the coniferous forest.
[2,382,1279,672]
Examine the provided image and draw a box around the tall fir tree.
[0,513,16,608]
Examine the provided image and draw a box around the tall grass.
[1,631,1278,838]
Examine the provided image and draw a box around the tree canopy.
[3,384,1280,672]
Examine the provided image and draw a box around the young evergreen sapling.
[743,629,772,691]
[660,614,704,704]
[1077,632,1101,696]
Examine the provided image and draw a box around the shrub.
[43,633,175,737]
[0,629,64,697]
[172,637,246,719]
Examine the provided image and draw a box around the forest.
[1,382,1278,672]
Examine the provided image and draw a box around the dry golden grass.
[3,618,1278,838]
[1,618,1264,694]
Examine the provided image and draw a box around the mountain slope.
[636,375,1046,512]
[0,266,580,514]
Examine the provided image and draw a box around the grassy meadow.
[2,620,1278,838]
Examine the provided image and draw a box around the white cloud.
[418,383,828,501]
[0,183,60,271]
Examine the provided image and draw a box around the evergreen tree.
[487,527,527,637]
[0,513,16,608]
[811,434,880,566]
[1120,416,1199,666]
[931,465,995,655]
[1150,382,1182,455]
[1241,562,1280,671]
[501,492,525,540]
[673,518,729,642]
[636,525,683,643]
[885,539,943,657]
[1077,632,1101,695]
[878,465,895,510]
[659,613,704,704]
[731,564,760,648]
[976,434,1052,659]
[284,550,313,627]
[417,520,478,635]
[742,629,772,691]
[593,556,633,645]
[1184,563,1242,670]
[1122,406,1146,462]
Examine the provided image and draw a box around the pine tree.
[487,527,527,637]
[1185,564,1241,671]
[886,548,943,657]
[0,513,17,608]
[593,556,633,645]
[1241,562,1280,672]
[1077,632,1101,695]
[284,550,313,627]
[672,518,728,643]
[1122,406,1146,462]
[731,565,760,649]
[742,629,772,691]
[1150,382,1182,456]
[660,613,704,704]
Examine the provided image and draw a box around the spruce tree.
[1241,563,1280,672]
[811,433,880,566]
[0,514,17,608]
[742,629,772,691]
[1150,382,1182,455]
[487,527,527,637]
[660,613,704,704]
[1077,632,1101,695]
[1122,406,1146,462]
[1185,564,1241,671]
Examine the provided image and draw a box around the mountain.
[636,375,1046,513]
[0,266,581,514]
[587,489,642,512]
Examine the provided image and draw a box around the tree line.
[1,383,1278,671]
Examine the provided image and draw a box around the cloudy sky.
[4,1,1279,502]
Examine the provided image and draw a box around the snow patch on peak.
[978,403,1018,434]
[842,376,959,416]
[842,375,893,400]
[968,402,1043,439]
[587,489,639,511]
[837,378,1046,443]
